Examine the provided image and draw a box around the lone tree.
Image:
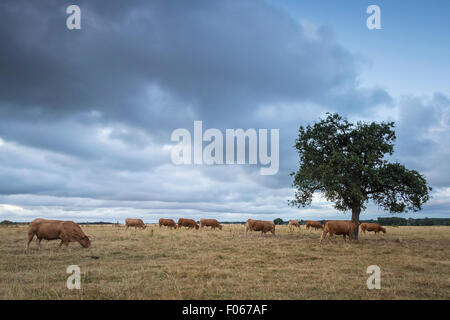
[290,113,431,239]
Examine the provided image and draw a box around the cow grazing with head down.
[177,218,199,230]
[360,223,386,234]
[125,218,147,229]
[320,220,359,244]
[159,218,177,229]
[26,218,91,250]
[305,220,324,230]
[200,219,223,230]
[246,219,275,236]
[288,220,300,231]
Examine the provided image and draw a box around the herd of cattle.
[24,217,387,250]
[125,218,223,230]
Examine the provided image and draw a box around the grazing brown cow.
[159,218,177,229]
[305,220,324,230]
[360,223,386,234]
[288,220,300,231]
[26,218,91,250]
[246,219,275,235]
[320,220,359,244]
[125,218,147,229]
[200,219,223,230]
[177,218,199,230]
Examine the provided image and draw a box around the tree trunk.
[351,206,361,240]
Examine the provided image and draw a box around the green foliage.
[0,220,15,225]
[273,218,284,225]
[290,113,431,218]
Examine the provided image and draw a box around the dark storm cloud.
[395,93,450,188]
[0,0,383,127]
[0,0,392,170]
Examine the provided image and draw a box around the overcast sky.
[0,0,449,222]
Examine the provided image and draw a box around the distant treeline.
[79,222,116,225]
[270,217,450,226]
[377,217,450,226]
[1,217,449,226]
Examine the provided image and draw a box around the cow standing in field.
[125,218,147,229]
[26,218,91,250]
[177,218,199,230]
[306,220,324,230]
[200,219,223,230]
[288,220,301,231]
[360,223,386,234]
[319,220,358,244]
[246,219,275,236]
[159,218,177,229]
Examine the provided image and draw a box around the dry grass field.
[0,224,449,299]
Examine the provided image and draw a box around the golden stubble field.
[0,224,449,299]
